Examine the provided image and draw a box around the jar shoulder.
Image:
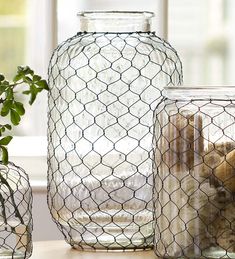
[48,32,182,84]
[50,32,181,63]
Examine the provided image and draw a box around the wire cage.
[47,11,182,250]
[154,86,235,259]
[0,162,33,259]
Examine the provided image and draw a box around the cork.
[208,142,235,156]
[199,142,235,179]
[161,112,204,173]
[212,203,235,253]
[214,149,235,193]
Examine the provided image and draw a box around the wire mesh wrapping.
[47,31,182,250]
[0,162,32,259]
[154,87,235,259]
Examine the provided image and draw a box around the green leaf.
[36,87,44,93]
[0,74,5,82]
[29,91,37,105]
[33,75,41,82]
[0,136,12,146]
[4,124,12,130]
[1,146,8,165]
[22,90,30,95]
[14,101,25,115]
[25,66,34,75]
[0,84,7,95]
[3,100,12,108]
[24,76,33,83]
[10,109,20,125]
[6,88,13,99]
[1,100,12,116]
[1,80,9,89]
[35,80,49,90]
[13,74,24,82]
[17,66,24,72]
[28,84,38,105]
[18,66,33,76]
[1,109,9,117]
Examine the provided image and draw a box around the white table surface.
[31,240,156,259]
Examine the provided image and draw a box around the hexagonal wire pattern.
[154,93,235,258]
[0,162,33,259]
[47,32,182,250]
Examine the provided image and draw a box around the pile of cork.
[155,111,235,256]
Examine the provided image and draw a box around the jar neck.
[78,11,154,33]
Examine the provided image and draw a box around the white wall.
[32,191,63,241]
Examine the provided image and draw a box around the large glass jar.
[0,162,32,259]
[154,86,235,259]
[48,11,182,250]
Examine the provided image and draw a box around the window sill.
[31,240,155,259]
[10,155,47,192]
[8,136,48,192]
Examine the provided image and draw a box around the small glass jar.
[154,86,235,259]
[0,162,33,259]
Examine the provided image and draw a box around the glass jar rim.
[165,85,235,90]
[163,85,235,101]
[77,11,155,19]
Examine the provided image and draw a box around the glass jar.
[48,11,182,250]
[154,86,235,259]
[0,162,32,259]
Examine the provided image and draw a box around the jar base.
[202,247,235,259]
[71,242,153,251]
[0,249,26,259]
[54,208,154,250]
[157,247,235,259]
[61,223,153,251]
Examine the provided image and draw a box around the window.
[0,0,27,79]
[169,0,235,85]
[0,0,56,162]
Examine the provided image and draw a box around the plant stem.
[8,82,21,88]
[0,173,24,224]
[0,192,7,225]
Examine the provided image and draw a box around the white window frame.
[8,0,57,188]
[158,0,168,40]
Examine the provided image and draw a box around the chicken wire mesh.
[47,31,182,250]
[154,89,235,259]
[0,162,33,259]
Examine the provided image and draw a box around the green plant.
[0,66,49,164]
[0,66,48,225]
